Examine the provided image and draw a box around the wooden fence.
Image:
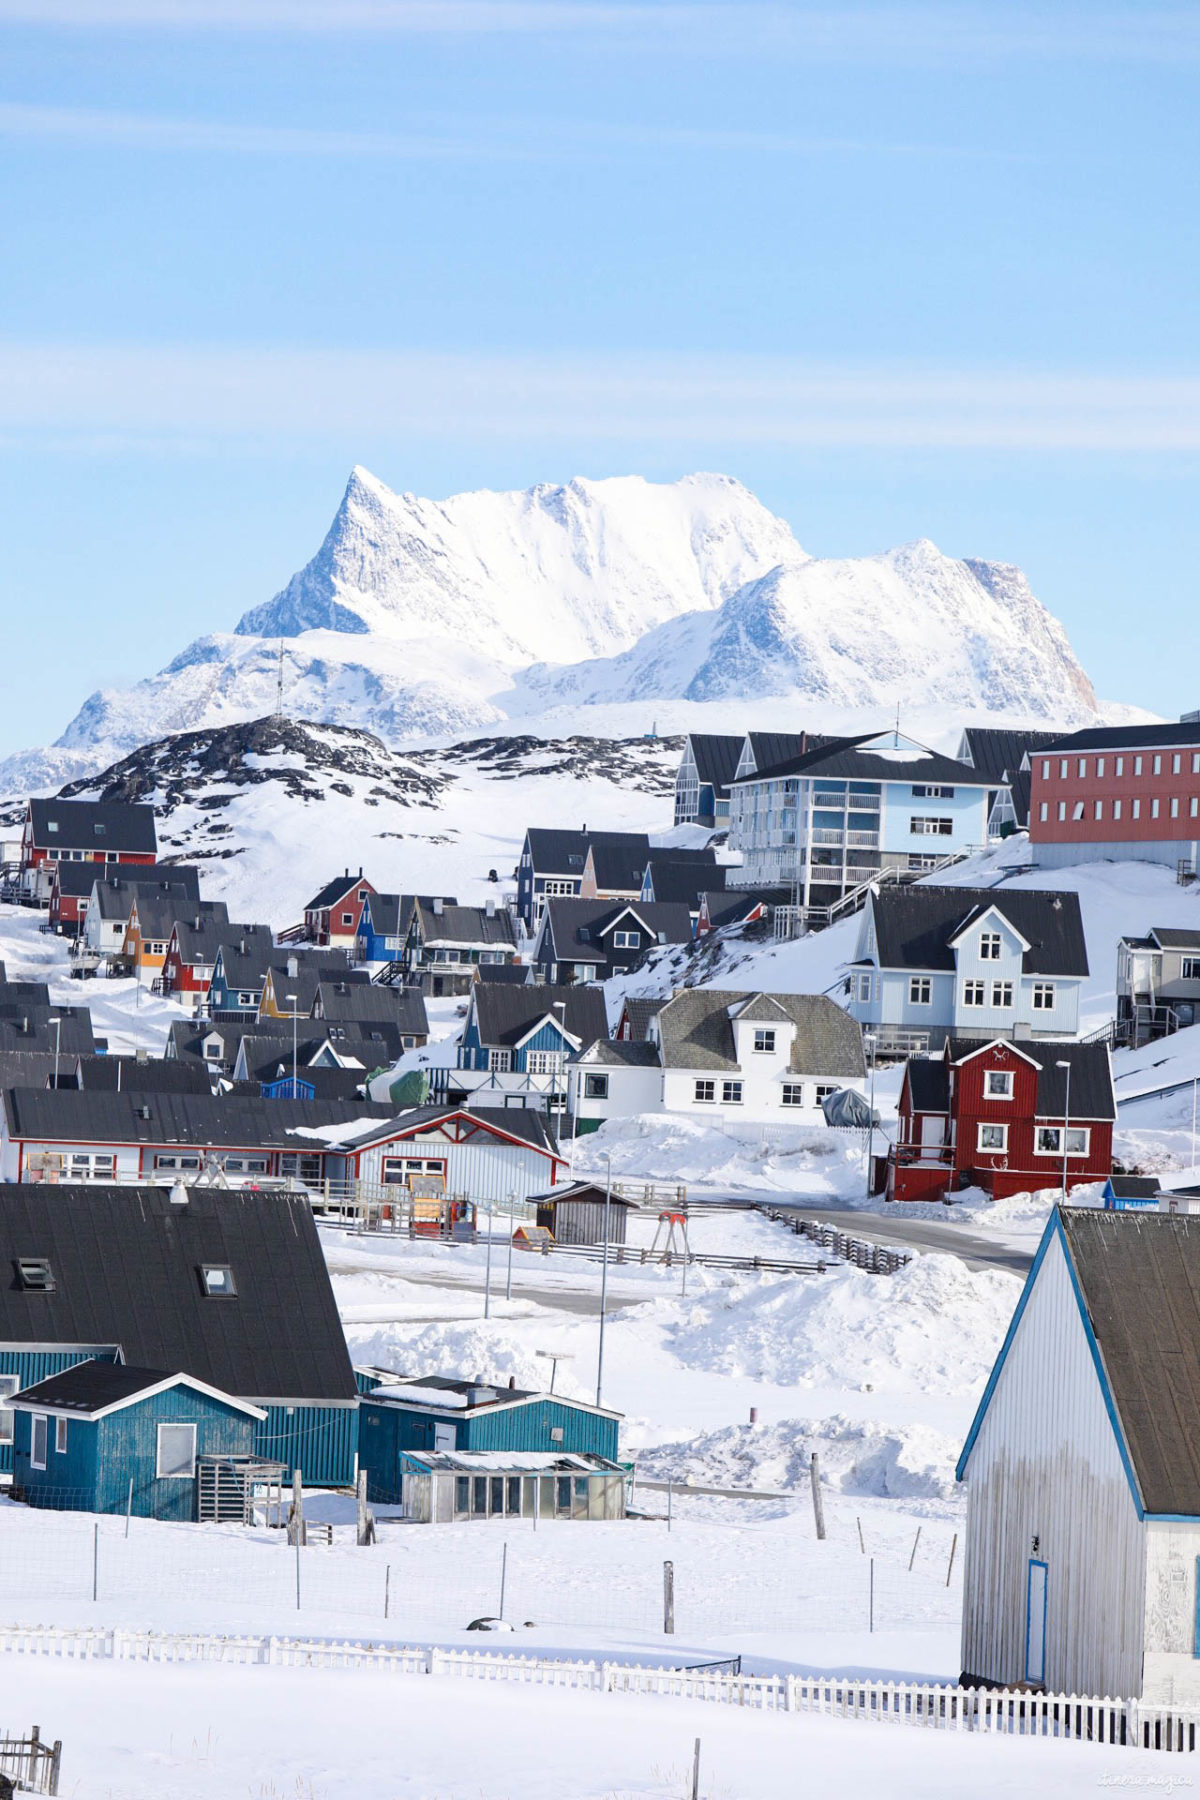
[759,1208,911,1275]
[0,1725,61,1795]
[2,1623,1199,1755]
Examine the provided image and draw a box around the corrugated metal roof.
[473,982,607,1050]
[29,798,157,855]
[871,886,1088,976]
[3,1087,393,1146]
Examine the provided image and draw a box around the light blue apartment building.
[848,885,1088,1055]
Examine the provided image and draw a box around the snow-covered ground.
[0,904,187,1056]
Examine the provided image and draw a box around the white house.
[568,988,866,1131]
[959,1206,1200,1703]
[327,1104,569,1202]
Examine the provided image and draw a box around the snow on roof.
[373,1384,469,1408]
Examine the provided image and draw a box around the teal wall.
[358,1395,619,1505]
[0,1348,118,1475]
[254,1402,357,1486]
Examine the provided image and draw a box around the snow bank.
[572,1112,868,1198]
[666,1254,1021,1397]
[342,1313,590,1402]
[639,1414,960,1502]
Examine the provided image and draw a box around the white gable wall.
[1143,1522,1200,1705]
[960,1227,1145,1697]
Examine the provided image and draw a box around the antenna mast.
[274,640,286,718]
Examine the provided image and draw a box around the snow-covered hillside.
[32,468,1100,776]
[39,714,685,924]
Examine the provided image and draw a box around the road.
[763,1201,1034,1276]
[334,1258,649,1318]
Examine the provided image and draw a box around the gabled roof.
[362,893,454,937]
[1033,721,1200,754]
[474,963,532,986]
[238,1025,403,1081]
[945,1036,1115,1120]
[77,1056,213,1095]
[868,885,1088,977]
[2,1087,393,1148]
[644,857,726,908]
[261,952,360,1016]
[93,876,200,924]
[472,982,607,1050]
[131,892,225,943]
[734,731,988,789]
[523,829,648,876]
[729,992,792,1023]
[906,1058,949,1113]
[684,734,743,792]
[541,898,693,968]
[305,873,372,912]
[335,1104,560,1158]
[170,912,235,965]
[314,981,428,1034]
[957,728,1054,786]
[56,862,201,902]
[587,843,653,893]
[1149,927,1200,951]
[413,904,517,949]
[0,1183,355,1402]
[212,927,276,989]
[11,1363,266,1421]
[960,1208,1200,1518]
[28,798,157,856]
[743,732,814,776]
[0,1006,95,1057]
[530,1180,640,1211]
[577,1038,661,1068]
[656,988,865,1077]
[619,997,664,1041]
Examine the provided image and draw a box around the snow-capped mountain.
[21,468,1100,792]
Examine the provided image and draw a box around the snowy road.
[340,1260,649,1318]
[765,1202,1036,1277]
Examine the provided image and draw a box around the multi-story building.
[673,734,742,829]
[727,729,994,903]
[1028,718,1200,871]
[1116,925,1200,1046]
[515,830,650,933]
[19,799,158,902]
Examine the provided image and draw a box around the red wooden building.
[1029,720,1200,872]
[887,1037,1115,1203]
[303,872,375,948]
[20,799,157,903]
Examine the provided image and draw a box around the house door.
[433,1423,455,1452]
[1025,1559,1048,1686]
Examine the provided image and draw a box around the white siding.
[356,1131,557,1204]
[1143,1522,1200,1705]
[961,1228,1146,1697]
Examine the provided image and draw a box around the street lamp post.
[505,1188,516,1301]
[52,1015,61,1093]
[596,1152,613,1408]
[864,1033,877,1195]
[483,1198,495,1319]
[1055,1058,1072,1206]
[286,993,298,1096]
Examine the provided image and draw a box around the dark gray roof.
[212,927,276,989]
[619,997,664,1041]
[1035,721,1200,754]
[13,1362,180,1414]
[0,1006,95,1057]
[906,1058,950,1112]
[958,728,1054,786]
[645,857,726,908]
[474,963,532,985]
[338,1104,560,1157]
[414,904,517,949]
[587,843,652,892]
[132,891,225,942]
[363,893,454,937]
[946,1037,1116,1120]
[238,1026,404,1081]
[29,798,157,856]
[745,732,813,776]
[171,913,235,965]
[0,982,51,1008]
[76,1056,213,1095]
[869,886,1088,977]
[578,1038,661,1067]
[685,734,743,793]
[1058,1208,1200,1514]
[2,1088,394,1148]
[541,898,694,970]
[263,952,360,1016]
[305,873,371,912]
[472,982,607,1050]
[55,862,201,901]
[656,988,865,1077]
[530,1180,639,1210]
[1006,767,1032,830]
[0,1183,355,1402]
[93,876,200,924]
[523,829,648,877]
[1150,927,1200,951]
[1106,1175,1160,1199]
[314,981,428,1034]
[735,733,990,790]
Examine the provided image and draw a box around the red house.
[1029,720,1200,873]
[303,872,376,948]
[888,1037,1115,1203]
[20,799,157,904]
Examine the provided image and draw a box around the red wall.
[1030,742,1200,847]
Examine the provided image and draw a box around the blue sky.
[1,1,1198,749]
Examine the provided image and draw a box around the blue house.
[358,1374,621,1505]
[11,1364,263,1520]
[438,982,609,1115]
[0,1185,359,1485]
[357,893,455,964]
[847,884,1088,1056]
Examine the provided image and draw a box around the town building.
[1116,925,1200,1046]
[160,914,237,1013]
[515,830,650,932]
[302,872,376,949]
[434,981,607,1114]
[0,1183,359,1484]
[887,1037,1114,1203]
[673,734,743,829]
[355,893,456,965]
[958,1207,1200,1703]
[19,799,158,902]
[1028,719,1200,872]
[532,898,692,985]
[956,727,1052,837]
[848,885,1088,1056]
[568,987,866,1131]
[328,1104,568,1203]
[205,928,278,1016]
[727,729,993,902]
[639,850,724,920]
[532,1180,638,1246]
[403,901,519,996]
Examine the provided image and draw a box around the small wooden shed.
[532,1181,638,1247]
[10,1363,265,1521]
[398,1451,627,1524]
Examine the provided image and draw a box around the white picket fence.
[0,1623,1197,1753]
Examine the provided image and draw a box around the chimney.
[432,897,443,917]
[193,915,201,930]
[169,1178,189,1207]
[287,954,299,979]
[239,936,246,955]
[485,896,496,918]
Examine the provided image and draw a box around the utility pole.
[275,639,286,718]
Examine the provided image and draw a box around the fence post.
[384,1564,390,1620]
[357,1470,375,1546]
[691,1736,701,1800]
[92,1522,99,1603]
[946,1533,958,1588]
[857,1516,865,1555]
[287,1468,306,1547]
[124,1477,134,1539]
[869,1558,874,1633]
[908,1526,921,1571]
[49,1738,62,1798]
[663,1561,675,1635]
[499,1540,508,1621]
[810,1452,826,1541]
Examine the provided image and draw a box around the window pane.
[156,1423,196,1479]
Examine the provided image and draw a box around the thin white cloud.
[1,2,1198,64]
[1,344,1198,451]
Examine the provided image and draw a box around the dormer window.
[198,1264,236,1297]
[15,1258,53,1291]
[613,930,640,949]
[979,932,1002,960]
[752,1028,776,1053]
[46,820,58,834]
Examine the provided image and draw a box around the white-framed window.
[1059,759,1068,779]
[0,1375,17,1444]
[221,1157,268,1175]
[752,1028,776,1053]
[815,1084,838,1105]
[1193,753,1200,775]
[1154,754,1163,774]
[55,1416,68,1454]
[962,980,986,1007]
[1192,798,1199,819]
[1132,799,1141,820]
[979,932,1002,960]
[612,930,641,949]
[1171,797,1180,818]
[1097,758,1105,777]
[911,817,953,836]
[1094,800,1104,820]
[30,1414,48,1470]
[1035,1125,1090,1156]
[855,972,873,1004]
[1072,801,1085,821]
[67,1153,117,1180]
[1032,983,1056,1010]
[1116,756,1124,775]
[381,1155,447,1186]
[1151,798,1160,820]
[1183,958,1200,981]
[1134,756,1143,776]
[1174,754,1182,774]
[526,1050,565,1076]
[199,1264,236,1297]
[781,1083,806,1107]
[984,1069,1014,1099]
[693,1080,715,1103]
[908,977,932,1005]
[991,981,1014,1008]
[1041,760,1050,780]
[722,1080,744,1104]
[977,1122,1008,1152]
[1078,759,1087,778]
[1039,802,1048,822]
[542,879,578,898]
[912,784,955,799]
[1058,802,1066,822]
[341,912,353,926]
[1113,799,1122,821]
[155,1153,202,1171]
[488,1048,512,1073]
[583,1073,609,1100]
[156,1422,197,1480]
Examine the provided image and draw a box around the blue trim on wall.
[956,1209,1146,1519]
[1025,1557,1048,1685]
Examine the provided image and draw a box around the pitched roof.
[2,1088,393,1148]
[587,842,653,892]
[305,873,371,912]
[76,1056,214,1095]
[578,1038,661,1067]
[0,1006,95,1057]
[314,981,428,1034]
[541,898,693,968]
[11,1363,264,1420]
[212,927,276,988]
[619,997,664,1041]
[93,876,200,924]
[644,857,726,908]
[685,733,743,792]
[472,982,607,1050]
[656,988,866,1076]
[474,963,532,986]
[946,1037,1115,1120]
[0,1183,355,1401]
[1033,721,1200,754]
[523,829,648,876]
[413,904,517,949]
[171,913,236,965]
[55,862,201,901]
[1150,927,1200,951]
[744,732,812,776]
[336,1104,560,1157]
[237,1027,403,1081]
[958,728,1055,786]
[1057,1209,1200,1515]
[869,885,1088,977]
[735,732,990,789]
[530,1180,640,1210]
[906,1058,950,1112]
[28,798,157,856]
[132,892,225,943]
[363,893,454,937]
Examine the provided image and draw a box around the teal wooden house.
[11,1365,264,1521]
[358,1374,621,1506]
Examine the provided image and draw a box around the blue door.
[1025,1559,1048,1685]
